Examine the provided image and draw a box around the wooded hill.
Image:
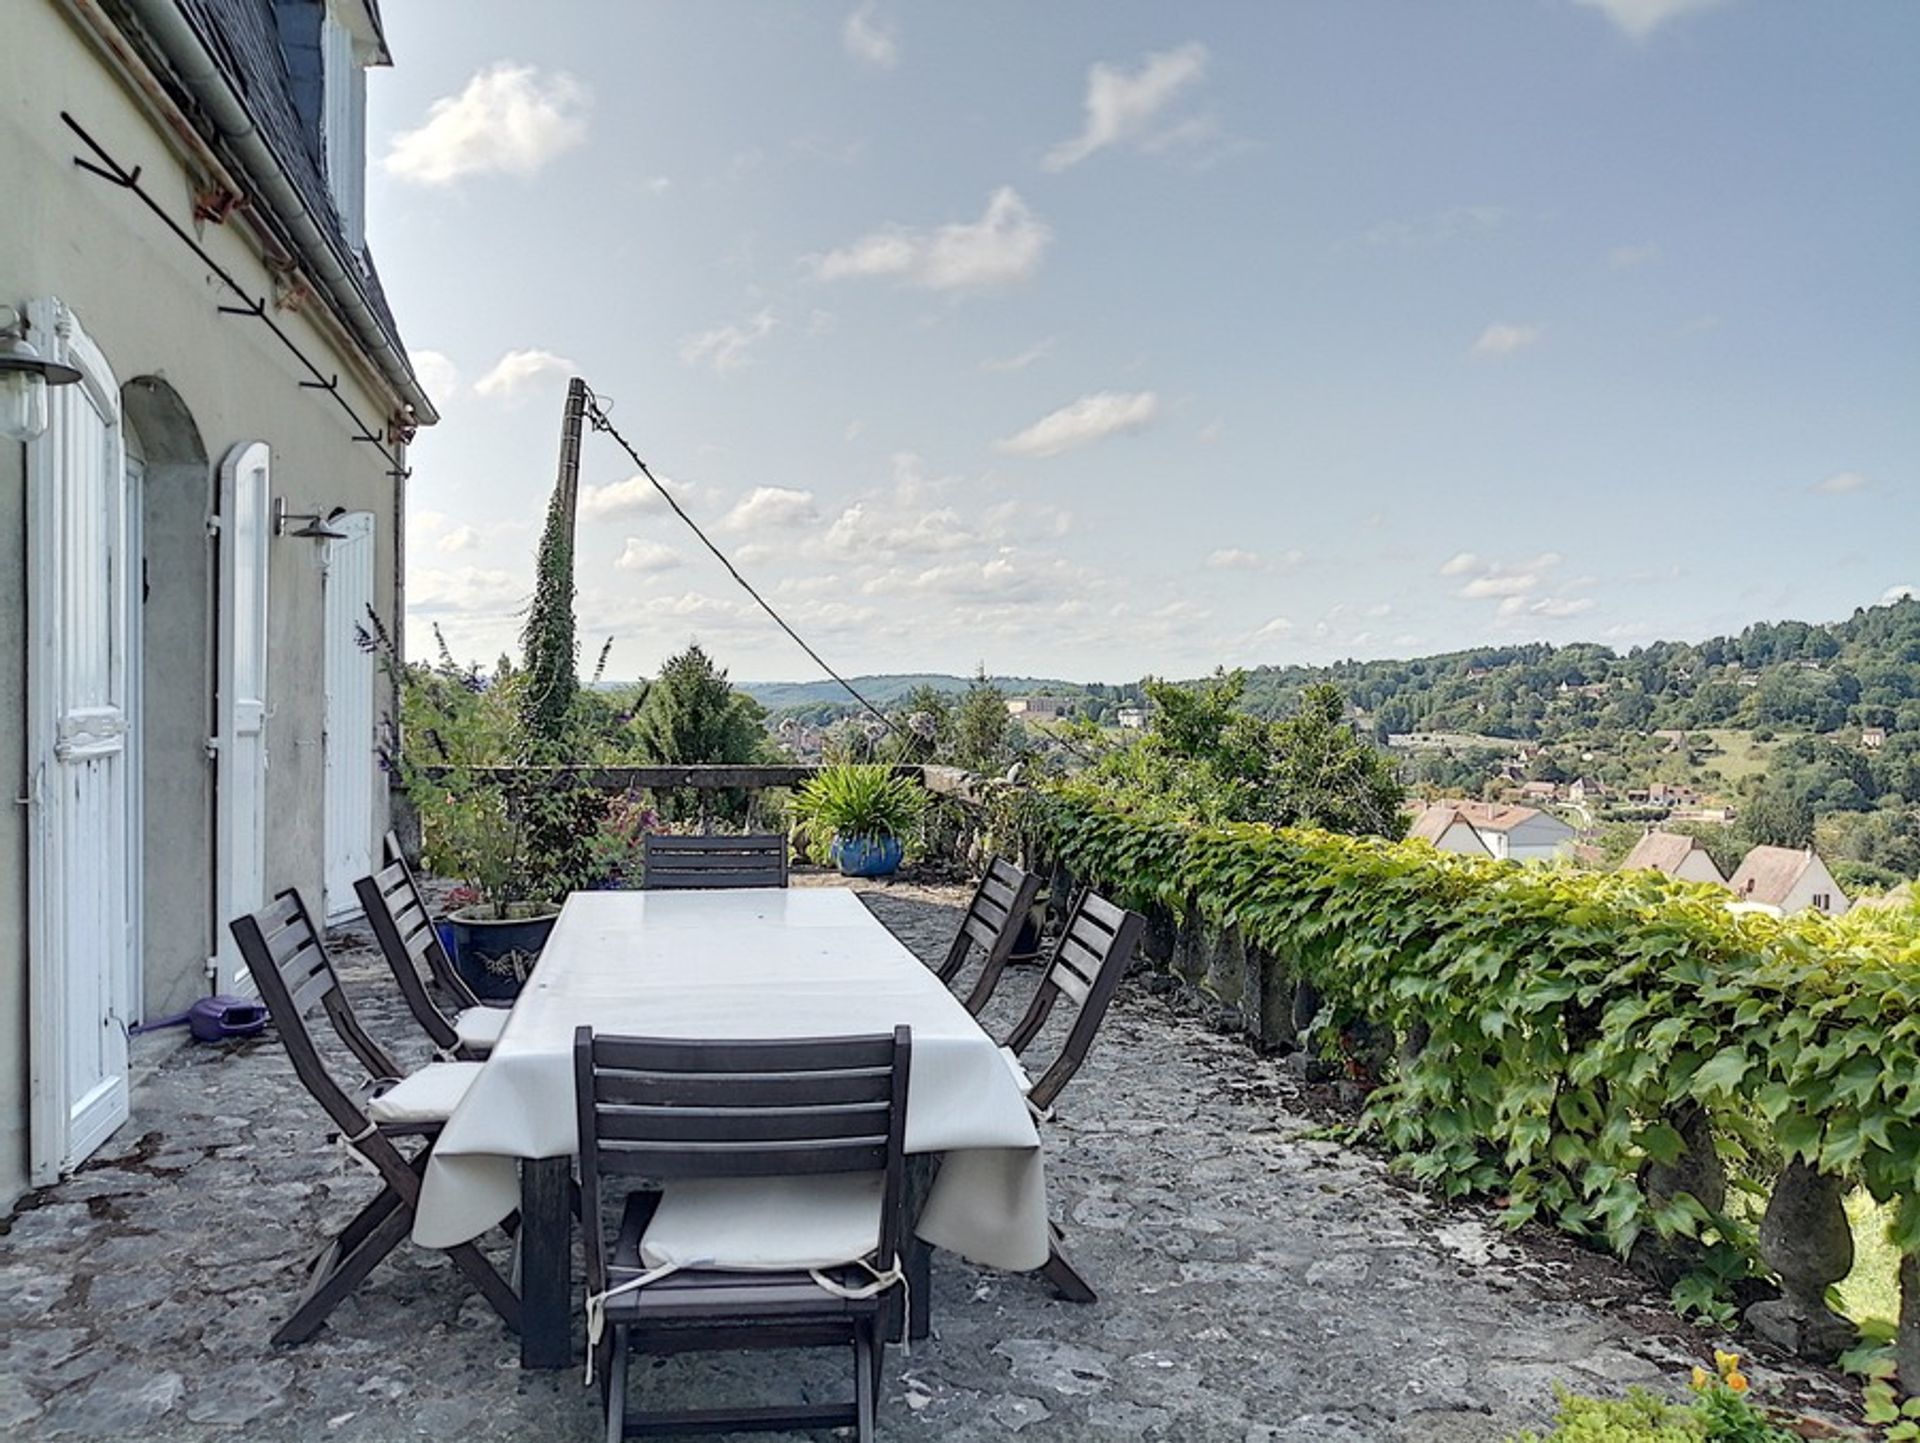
[1234,598,1920,744]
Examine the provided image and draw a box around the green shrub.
[788,764,928,864]
[1019,781,1920,1269]
[1509,1389,1706,1443]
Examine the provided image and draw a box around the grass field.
[1694,728,1787,788]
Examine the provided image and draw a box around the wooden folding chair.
[641,833,789,890]
[355,839,506,1059]
[230,890,520,1344]
[576,1026,911,1442]
[933,856,1044,1017]
[996,889,1145,1305]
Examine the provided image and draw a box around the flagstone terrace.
[0,856,1875,1441]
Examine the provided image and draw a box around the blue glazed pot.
[448,909,558,1001]
[434,920,460,969]
[832,834,904,878]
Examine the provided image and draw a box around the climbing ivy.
[1019,780,1920,1267]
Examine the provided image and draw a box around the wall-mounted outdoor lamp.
[0,306,83,443]
[272,498,347,541]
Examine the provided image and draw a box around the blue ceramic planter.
[832,834,904,878]
[448,910,558,1001]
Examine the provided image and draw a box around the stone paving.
[0,877,1851,1441]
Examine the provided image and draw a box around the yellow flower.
[1714,1349,1742,1377]
[1690,1366,1712,1391]
[1726,1371,1749,1393]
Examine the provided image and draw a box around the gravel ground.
[0,875,1853,1441]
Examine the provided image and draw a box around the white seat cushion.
[640,1172,885,1272]
[367,1061,483,1125]
[997,1045,1034,1096]
[452,1006,508,1052]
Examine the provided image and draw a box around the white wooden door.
[25,298,133,1182]
[323,511,376,922]
[214,441,272,994]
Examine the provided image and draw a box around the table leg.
[519,1156,573,1369]
[905,1155,935,1342]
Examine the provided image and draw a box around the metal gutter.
[119,0,438,426]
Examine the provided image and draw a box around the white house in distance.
[1621,830,1728,886]
[1406,804,1494,858]
[1726,847,1851,917]
[1,0,432,1206]
[1408,800,1575,863]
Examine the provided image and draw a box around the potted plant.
[585,790,660,890]
[789,764,927,878]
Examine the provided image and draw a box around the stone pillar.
[1255,946,1297,1050]
[1292,978,1322,1037]
[1203,925,1255,1037]
[1745,1158,1858,1361]
[1143,903,1178,971]
[1899,1250,1920,1395]
[1396,1020,1431,1077]
[1632,1104,1727,1286]
[1172,907,1209,989]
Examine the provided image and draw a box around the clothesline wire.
[580,385,1102,769]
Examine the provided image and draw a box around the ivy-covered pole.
[520,377,586,744]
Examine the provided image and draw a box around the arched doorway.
[122,377,214,1022]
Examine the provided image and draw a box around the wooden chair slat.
[1001,889,1146,1114]
[642,834,789,891]
[574,1024,910,1438]
[936,857,1044,1016]
[592,1069,894,1109]
[593,1101,891,1143]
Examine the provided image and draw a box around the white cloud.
[580,472,694,519]
[680,309,777,375]
[1461,573,1542,599]
[437,524,481,555]
[842,3,899,68]
[812,188,1051,292]
[1880,584,1917,605]
[473,348,576,398]
[648,176,671,195]
[1572,0,1729,42]
[1206,547,1262,571]
[409,566,527,616]
[1498,595,1595,619]
[995,391,1159,459]
[615,538,683,573]
[1254,616,1295,639]
[1043,42,1210,171]
[1609,242,1661,269]
[1363,205,1506,248]
[981,338,1055,372]
[1440,551,1481,576]
[384,63,589,185]
[1812,471,1870,495]
[1470,323,1544,358]
[720,486,817,533]
[409,349,461,407]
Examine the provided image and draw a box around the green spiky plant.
[789,764,927,865]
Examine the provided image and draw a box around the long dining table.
[410,885,1051,1368]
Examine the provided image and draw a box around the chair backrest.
[573,1027,912,1289]
[939,858,1045,1017]
[229,889,404,1139]
[642,833,789,890]
[1000,890,1144,1113]
[356,854,477,1054]
[378,832,479,1004]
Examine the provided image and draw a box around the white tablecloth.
[411,888,1049,1271]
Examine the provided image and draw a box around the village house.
[1620,829,1728,886]
[1006,695,1073,719]
[1861,726,1888,751]
[1405,803,1494,858]
[1,0,431,1205]
[1416,800,1576,864]
[1115,705,1147,730]
[1726,846,1851,917]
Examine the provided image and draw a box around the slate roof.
[1726,846,1820,907]
[168,0,411,383]
[1621,830,1719,878]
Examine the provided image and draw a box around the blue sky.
[368,0,1918,683]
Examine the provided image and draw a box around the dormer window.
[319,1,391,254]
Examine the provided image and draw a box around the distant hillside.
[739,673,1092,715]
[1229,598,1920,742]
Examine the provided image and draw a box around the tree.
[520,380,586,744]
[1739,785,1816,851]
[630,644,767,766]
[1262,683,1407,837]
[951,668,1014,774]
